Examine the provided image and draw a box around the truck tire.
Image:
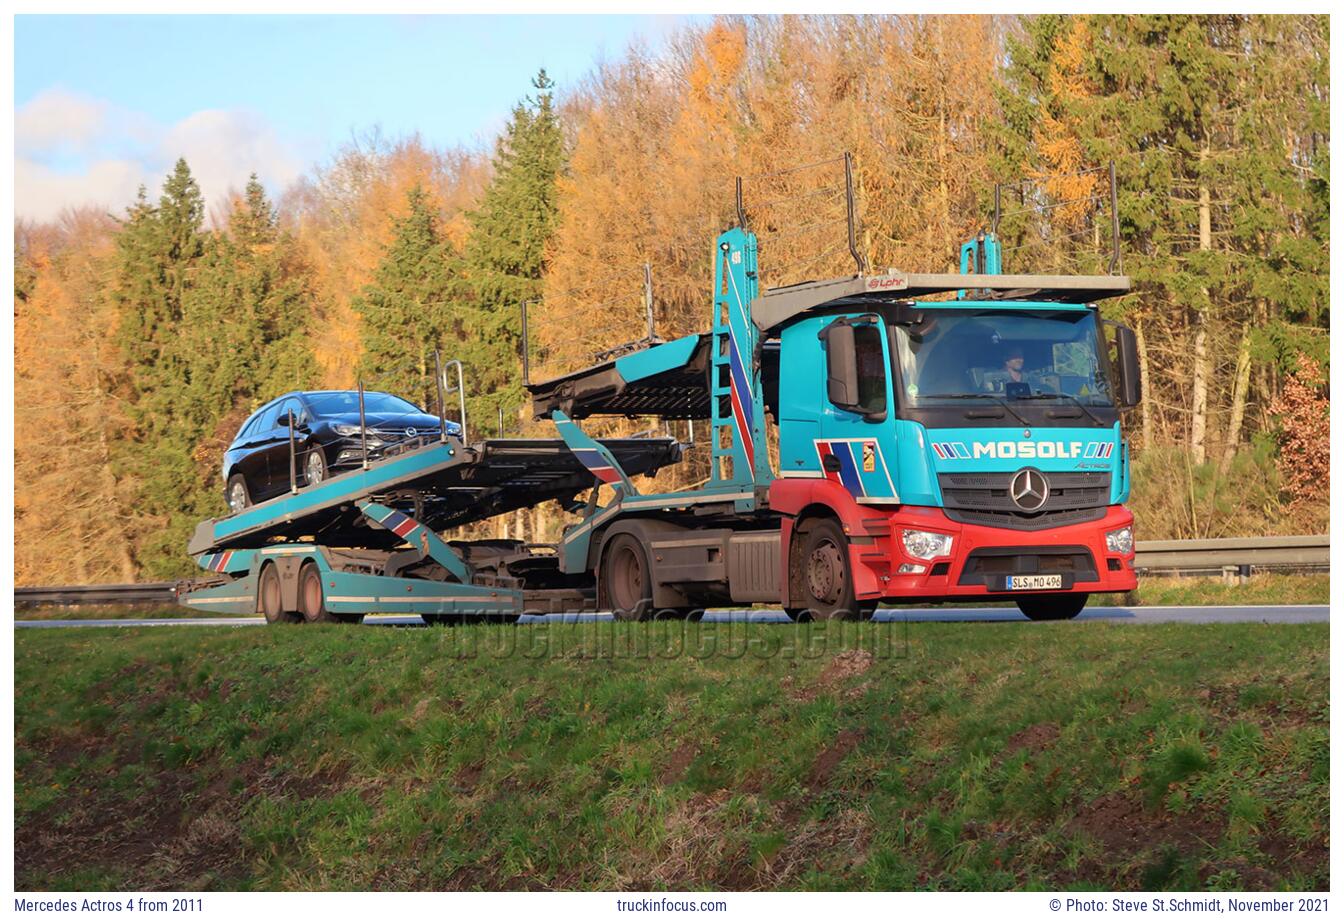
[259,563,298,624]
[1015,592,1088,621]
[603,533,655,622]
[298,562,340,623]
[793,518,876,622]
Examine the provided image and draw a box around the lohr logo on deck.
[865,274,908,292]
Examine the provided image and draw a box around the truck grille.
[937,471,1111,531]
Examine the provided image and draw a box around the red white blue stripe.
[571,448,622,485]
[374,507,419,539]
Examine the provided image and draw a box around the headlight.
[445,421,461,435]
[333,424,362,436]
[902,529,953,560]
[1106,526,1134,555]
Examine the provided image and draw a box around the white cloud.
[14,90,307,224]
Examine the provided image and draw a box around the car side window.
[278,398,302,428]
[257,402,283,431]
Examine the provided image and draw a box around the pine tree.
[354,184,459,409]
[460,69,567,425]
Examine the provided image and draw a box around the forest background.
[13,14,1330,582]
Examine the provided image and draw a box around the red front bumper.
[847,504,1137,601]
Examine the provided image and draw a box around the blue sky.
[15,14,696,221]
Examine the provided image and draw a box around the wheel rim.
[262,570,281,619]
[302,571,323,620]
[306,451,324,485]
[807,539,845,605]
[229,482,247,513]
[610,545,644,612]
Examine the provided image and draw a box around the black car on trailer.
[222,390,461,512]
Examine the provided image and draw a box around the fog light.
[902,529,953,560]
[1106,526,1134,555]
[897,563,927,574]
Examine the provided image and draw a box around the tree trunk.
[1191,153,1212,466]
[1134,318,1153,449]
[1219,319,1253,476]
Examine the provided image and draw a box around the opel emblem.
[405,427,417,438]
[1010,468,1049,512]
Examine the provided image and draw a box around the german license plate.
[1006,574,1063,590]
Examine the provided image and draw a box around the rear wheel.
[226,474,251,515]
[795,518,876,622]
[1015,592,1088,621]
[603,533,655,622]
[259,563,297,624]
[298,562,339,623]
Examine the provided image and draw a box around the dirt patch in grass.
[1061,791,1227,887]
[794,650,873,702]
[1003,722,1061,756]
[809,729,863,791]
[660,742,699,785]
[17,755,356,890]
[1072,791,1225,854]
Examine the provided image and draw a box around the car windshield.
[307,392,423,417]
[891,308,1114,407]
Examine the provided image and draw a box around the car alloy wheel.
[305,449,326,486]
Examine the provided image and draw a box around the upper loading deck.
[188,434,683,556]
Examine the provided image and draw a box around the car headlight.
[1106,526,1134,555]
[445,421,461,435]
[333,424,362,436]
[902,529,953,560]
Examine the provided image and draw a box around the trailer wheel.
[259,563,297,624]
[1015,592,1087,621]
[298,562,339,624]
[603,533,655,622]
[795,518,876,622]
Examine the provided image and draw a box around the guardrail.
[1134,535,1329,575]
[15,583,178,607]
[14,536,1327,607]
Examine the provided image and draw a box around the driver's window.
[853,324,888,416]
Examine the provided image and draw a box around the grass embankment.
[11,573,1331,621]
[15,620,1327,892]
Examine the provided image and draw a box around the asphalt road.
[13,604,1329,629]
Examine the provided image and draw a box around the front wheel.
[304,446,328,488]
[794,518,877,621]
[1015,592,1088,621]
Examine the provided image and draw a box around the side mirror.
[824,323,862,411]
[1113,324,1142,409]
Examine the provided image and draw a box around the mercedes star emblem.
[1010,468,1049,512]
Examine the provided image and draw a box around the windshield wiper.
[1013,392,1107,428]
[921,393,1031,428]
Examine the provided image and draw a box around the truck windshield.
[890,308,1114,408]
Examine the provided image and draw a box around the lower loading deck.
[179,434,687,622]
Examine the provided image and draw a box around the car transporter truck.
[178,171,1143,623]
